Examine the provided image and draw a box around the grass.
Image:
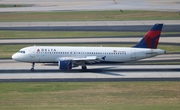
[0,30,179,39]
[0,44,180,59]
[0,10,179,22]
[0,82,179,110]
[0,4,29,8]
[0,31,144,39]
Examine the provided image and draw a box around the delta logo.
[37,48,56,52]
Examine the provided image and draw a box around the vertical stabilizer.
[134,24,163,49]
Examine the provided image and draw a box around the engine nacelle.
[58,60,73,70]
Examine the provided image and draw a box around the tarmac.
[0,37,180,45]
[0,63,180,82]
[0,0,180,12]
[0,21,180,31]
[0,53,180,82]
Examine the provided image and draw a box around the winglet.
[133,24,163,49]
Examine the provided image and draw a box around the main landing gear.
[82,65,87,71]
[31,63,35,72]
[81,62,87,71]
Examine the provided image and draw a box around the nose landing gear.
[31,63,35,72]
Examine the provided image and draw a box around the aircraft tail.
[133,24,163,49]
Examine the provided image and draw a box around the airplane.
[12,24,165,71]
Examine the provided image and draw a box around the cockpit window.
[18,51,25,54]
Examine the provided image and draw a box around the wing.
[73,56,101,64]
[56,56,102,65]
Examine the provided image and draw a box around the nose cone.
[12,53,19,61]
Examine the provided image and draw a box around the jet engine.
[58,60,73,70]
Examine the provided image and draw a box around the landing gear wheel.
[31,63,35,72]
[82,65,87,71]
[31,68,34,72]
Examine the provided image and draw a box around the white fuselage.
[12,46,165,63]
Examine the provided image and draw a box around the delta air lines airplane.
[12,24,165,71]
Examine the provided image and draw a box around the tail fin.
[133,24,163,49]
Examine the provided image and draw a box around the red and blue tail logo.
[134,24,163,49]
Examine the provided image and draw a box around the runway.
[0,64,180,82]
[0,53,180,82]
[0,0,180,12]
[0,21,180,31]
[0,37,180,45]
